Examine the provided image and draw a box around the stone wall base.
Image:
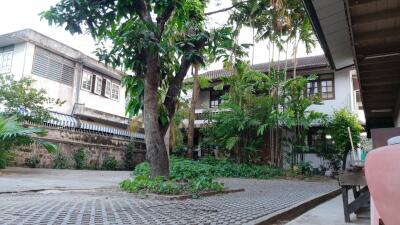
[10,125,146,170]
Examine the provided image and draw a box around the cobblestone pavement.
[0,178,338,225]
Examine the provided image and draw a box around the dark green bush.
[295,161,313,176]
[121,176,183,195]
[121,175,224,196]
[125,142,136,170]
[0,152,8,169]
[102,158,118,170]
[122,157,288,196]
[53,152,70,169]
[74,148,87,169]
[133,157,284,180]
[26,154,41,168]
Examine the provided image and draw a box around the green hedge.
[133,157,284,179]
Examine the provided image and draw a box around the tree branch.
[160,38,208,136]
[161,56,192,136]
[157,4,176,38]
[136,0,152,23]
[205,1,248,16]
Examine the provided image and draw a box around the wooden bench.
[338,169,370,223]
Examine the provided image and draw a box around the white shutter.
[94,75,103,95]
[105,79,111,98]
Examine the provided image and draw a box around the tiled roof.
[202,55,329,80]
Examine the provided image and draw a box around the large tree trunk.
[144,54,169,179]
[187,64,200,159]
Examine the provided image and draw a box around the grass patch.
[121,157,226,196]
[121,157,291,196]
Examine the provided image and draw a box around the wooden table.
[338,170,370,222]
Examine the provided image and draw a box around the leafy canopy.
[0,116,57,153]
[41,0,236,121]
[0,74,64,123]
[327,108,363,154]
[229,0,316,52]
[201,62,324,163]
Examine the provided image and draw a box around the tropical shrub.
[74,148,87,169]
[53,152,70,169]
[201,63,324,166]
[0,116,56,168]
[125,142,140,170]
[121,157,294,196]
[26,154,41,168]
[0,152,8,169]
[327,109,363,170]
[102,158,118,170]
[0,74,63,123]
[133,157,284,180]
[294,161,313,176]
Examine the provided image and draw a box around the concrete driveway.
[0,167,131,192]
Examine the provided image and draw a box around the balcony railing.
[194,108,230,120]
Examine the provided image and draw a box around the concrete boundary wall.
[13,125,146,170]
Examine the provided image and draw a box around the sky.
[0,0,324,72]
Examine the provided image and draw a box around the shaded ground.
[285,195,370,225]
[0,168,338,225]
[0,167,131,192]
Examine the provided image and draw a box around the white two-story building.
[191,55,363,167]
[0,29,143,139]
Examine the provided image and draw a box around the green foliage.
[133,157,284,180]
[0,151,8,169]
[0,116,57,168]
[41,0,236,120]
[171,145,186,157]
[0,74,63,123]
[53,152,70,169]
[121,175,224,196]
[125,142,136,170]
[294,161,312,176]
[229,0,316,52]
[326,108,363,169]
[26,154,41,168]
[102,158,118,170]
[122,158,225,196]
[74,148,87,169]
[201,63,324,164]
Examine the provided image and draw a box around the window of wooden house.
[209,89,225,108]
[306,74,334,100]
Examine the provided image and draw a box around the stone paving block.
[0,178,337,225]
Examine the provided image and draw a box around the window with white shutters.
[105,79,111,98]
[111,83,120,101]
[81,70,92,91]
[31,47,75,86]
[81,67,120,100]
[0,45,14,74]
[94,75,103,95]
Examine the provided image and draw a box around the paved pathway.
[285,195,370,225]
[0,167,131,192]
[0,168,338,225]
